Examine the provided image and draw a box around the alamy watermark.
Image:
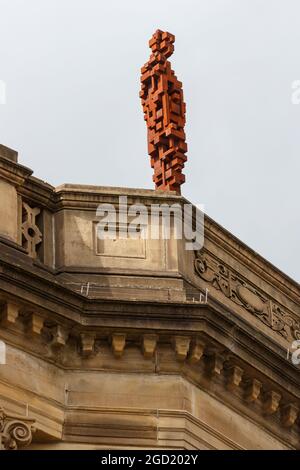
[291,80,300,104]
[95,196,204,251]
[287,340,300,366]
[0,80,6,104]
[0,340,6,364]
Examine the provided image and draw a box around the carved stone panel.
[194,250,300,341]
[21,202,42,258]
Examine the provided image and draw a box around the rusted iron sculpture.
[140,30,187,194]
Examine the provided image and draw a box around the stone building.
[0,29,300,451]
[0,142,299,450]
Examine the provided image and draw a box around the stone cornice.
[18,175,55,209]
[0,244,300,412]
[53,184,181,211]
[0,156,32,187]
[0,240,297,354]
[0,239,298,352]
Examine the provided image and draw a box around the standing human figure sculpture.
[140,30,188,194]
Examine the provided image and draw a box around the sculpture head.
[149,29,175,59]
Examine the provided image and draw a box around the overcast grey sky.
[0,0,299,281]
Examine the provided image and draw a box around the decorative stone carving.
[280,403,299,428]
[112,333,126,358]
[206,353,224,375]
[244,378,262,403]
[1,303,19,326]
[21,202,42,258]
[263,391,281,415]
[226,365,244,391]
[0,407,35,450]
[142,334,157,358]
[27,313,44,336]
[194,250,300,341]
[236,285,264,313]
[173,336,190,361]
[188,339,205,364]
[51,325,69,348]
[80,333,96,357]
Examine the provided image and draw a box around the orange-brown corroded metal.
[140,30,187,194]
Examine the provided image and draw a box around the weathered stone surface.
[0,180,18,243]
[0,145,18,162]
[0,145,299,449]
